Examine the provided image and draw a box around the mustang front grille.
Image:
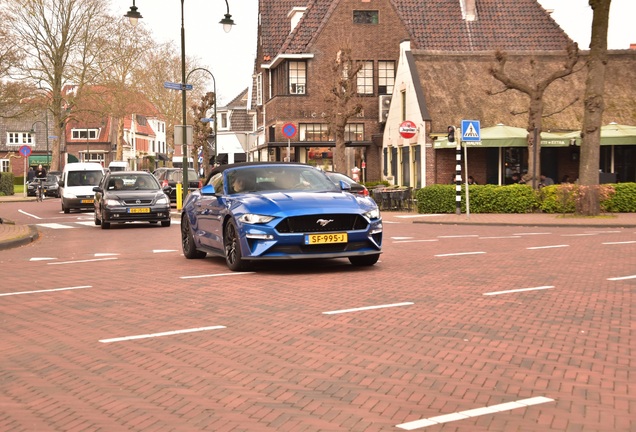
[275,214,368,233]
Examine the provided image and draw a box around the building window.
[353,10,378,24]
[289,61,306,95]
[71,129,98,139]
[378,61,395,95]
[6,132,33,146]
[1,159,9,172]
[218,113,229,130]
[357,61,374,95]
[256,73,263,106]
[299,123,330,142]
[345,124,364,142]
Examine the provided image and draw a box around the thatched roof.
[414,49,636,135]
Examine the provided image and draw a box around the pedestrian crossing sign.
[461,120,481,142]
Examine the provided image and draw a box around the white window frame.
[71,129,99,140]
[218,112,229,131]
[345,124,365,142]
[378,61,395,95]
[6,132,34,146]
[256,73,263,106]
[1,159,9,172]
[289,61,307,95]
[356,61,374,95]
[299,123,330,142]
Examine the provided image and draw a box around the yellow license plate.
[81,199,94,204]
[305,233,348,245]
[129,208,150,213]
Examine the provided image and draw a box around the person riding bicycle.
[34,164,47,199]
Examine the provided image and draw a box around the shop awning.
[28,155,52,165]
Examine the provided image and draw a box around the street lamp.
[125,0,234,197]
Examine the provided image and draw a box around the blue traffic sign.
[461,120,481,142]
[19,145,31,157]
[164,81,193,91]
[282,122,297,139]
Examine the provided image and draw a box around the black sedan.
[27,174,60,198]
[153,168,201,203]
[93,171,171,229]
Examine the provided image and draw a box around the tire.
[94,210,101,226]
[62,201,70,214]
[224,219,251,272]
[161,219,171,227]
[181,216,205,259]
[349,254,380,267]
[101,212,110,229]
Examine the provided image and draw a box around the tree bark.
[578,0,611,216]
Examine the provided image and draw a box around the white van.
[108,161,129,172]
[58,162,104,213]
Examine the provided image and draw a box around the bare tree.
[191,92,215,178]
[489,41,579,187]
[6,0,110,171]
[322,47,363,174]
[578,0,611,216]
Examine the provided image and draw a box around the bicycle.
[34,178,46,202]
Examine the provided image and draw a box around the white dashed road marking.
[603,241,636,245]
[483,286,555,296]
[607,274,636,281]
[47,257,118,265]
[526,245,569,250]
[99,325,226,343]
[435,251,485,257]
[0,286,92,297]
[180,272,255,279]
[323,302,414,315]
[395,396,554,430]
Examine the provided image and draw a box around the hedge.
[415,183,636,214]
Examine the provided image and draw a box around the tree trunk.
[578,0,610,216]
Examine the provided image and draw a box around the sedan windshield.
[106,174,160,191]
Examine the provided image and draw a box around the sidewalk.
[2,194,636,251]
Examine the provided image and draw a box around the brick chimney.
[461,0,477,21]
[288,7,307,32]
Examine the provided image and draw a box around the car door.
[194,173,226,252]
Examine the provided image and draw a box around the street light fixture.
[125,0,234,198]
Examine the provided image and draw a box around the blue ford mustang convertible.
[181,162,383,271]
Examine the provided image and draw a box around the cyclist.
[34,164,47,201]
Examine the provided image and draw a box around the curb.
[0,225,39,251]
[412,220,636,228]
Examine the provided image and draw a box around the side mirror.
[201,184,216,196]
[58,180,64,187]
[92,186,102,193]
[339,180,352,191]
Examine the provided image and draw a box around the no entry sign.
[399,120,417,139]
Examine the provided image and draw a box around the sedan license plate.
[128,208,150,213]
[305,233,348,245]
[81,199,94,204]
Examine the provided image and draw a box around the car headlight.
[364,208,381,220]
[155,195,169,205]
[238,214,275,224]
[105,199,121,206]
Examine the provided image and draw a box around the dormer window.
[353,10,378,24]
[72,129,98,139]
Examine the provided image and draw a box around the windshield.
[225,165,337,194]
[107,174,159,191]
[67,170,103,186]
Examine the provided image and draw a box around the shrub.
[0,172,15,196]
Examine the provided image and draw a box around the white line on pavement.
[153,249,179,253]
[603,241,636,245]
[47,257,118,265]
[562,233,598,237]
[18,209,42,219]
[99,325,226,343]
[323,302,414,315]
[0,285,92,297]
[484,286,555,296]
[435,251,485,257]
[526,245,569,250]
[393,239,439,243]
[395,396,554,430]
[180,272,254,279]
[607,274,636,281]
[437,235,479,238]
[37,223,75,229]
[513,232,551,236]
[479,236,521,239]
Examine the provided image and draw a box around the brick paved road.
[0,215,634,431]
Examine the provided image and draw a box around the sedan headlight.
[155,195,169,205]
[364,208,381,220]
[238,214,275,224]
[105,199,121,206]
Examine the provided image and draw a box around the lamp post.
[30,117,50,170]
[125,0,234,196]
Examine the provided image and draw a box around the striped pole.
[455,139,462,215]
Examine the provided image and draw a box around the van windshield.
[67,170,103,186]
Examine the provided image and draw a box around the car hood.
[229,190,377,217]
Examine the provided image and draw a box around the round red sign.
[399,120,417,139]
